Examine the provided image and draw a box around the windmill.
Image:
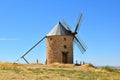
[19,13,87,64]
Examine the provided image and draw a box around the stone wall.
[46,35,73,65]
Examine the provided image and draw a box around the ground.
[0,62,120,80]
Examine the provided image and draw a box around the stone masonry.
[46,35,73,65]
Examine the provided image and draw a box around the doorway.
[62,52,68,63]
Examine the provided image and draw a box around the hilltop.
[0,62,120,80]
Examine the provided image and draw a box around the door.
[62,52,68,63]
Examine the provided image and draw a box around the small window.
[64,38,66,41]
[64,45,67,49]
[50,38,52,41]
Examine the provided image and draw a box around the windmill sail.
[74,36,87,54]
[61,20,72,32]
[74,13,82,33]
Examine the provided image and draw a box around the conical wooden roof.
[47,22,71,36]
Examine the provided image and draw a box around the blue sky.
[0,0,120,66]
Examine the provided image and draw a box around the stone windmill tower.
[46,22,74,64]
[20,14,87,64]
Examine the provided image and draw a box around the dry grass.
[0,62,120,80]
[48,62,75,68]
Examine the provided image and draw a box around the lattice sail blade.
[74,13,82,33]
[74,36,87,53]
[61,20,72,32]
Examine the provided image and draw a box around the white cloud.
[0,38,17,41]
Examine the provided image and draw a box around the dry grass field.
[0,62,120,80]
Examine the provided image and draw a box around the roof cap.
[47,22,71,36]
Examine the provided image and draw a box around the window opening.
[64,45,67,49]
[64,38,66,41]
[50,38,52,41]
